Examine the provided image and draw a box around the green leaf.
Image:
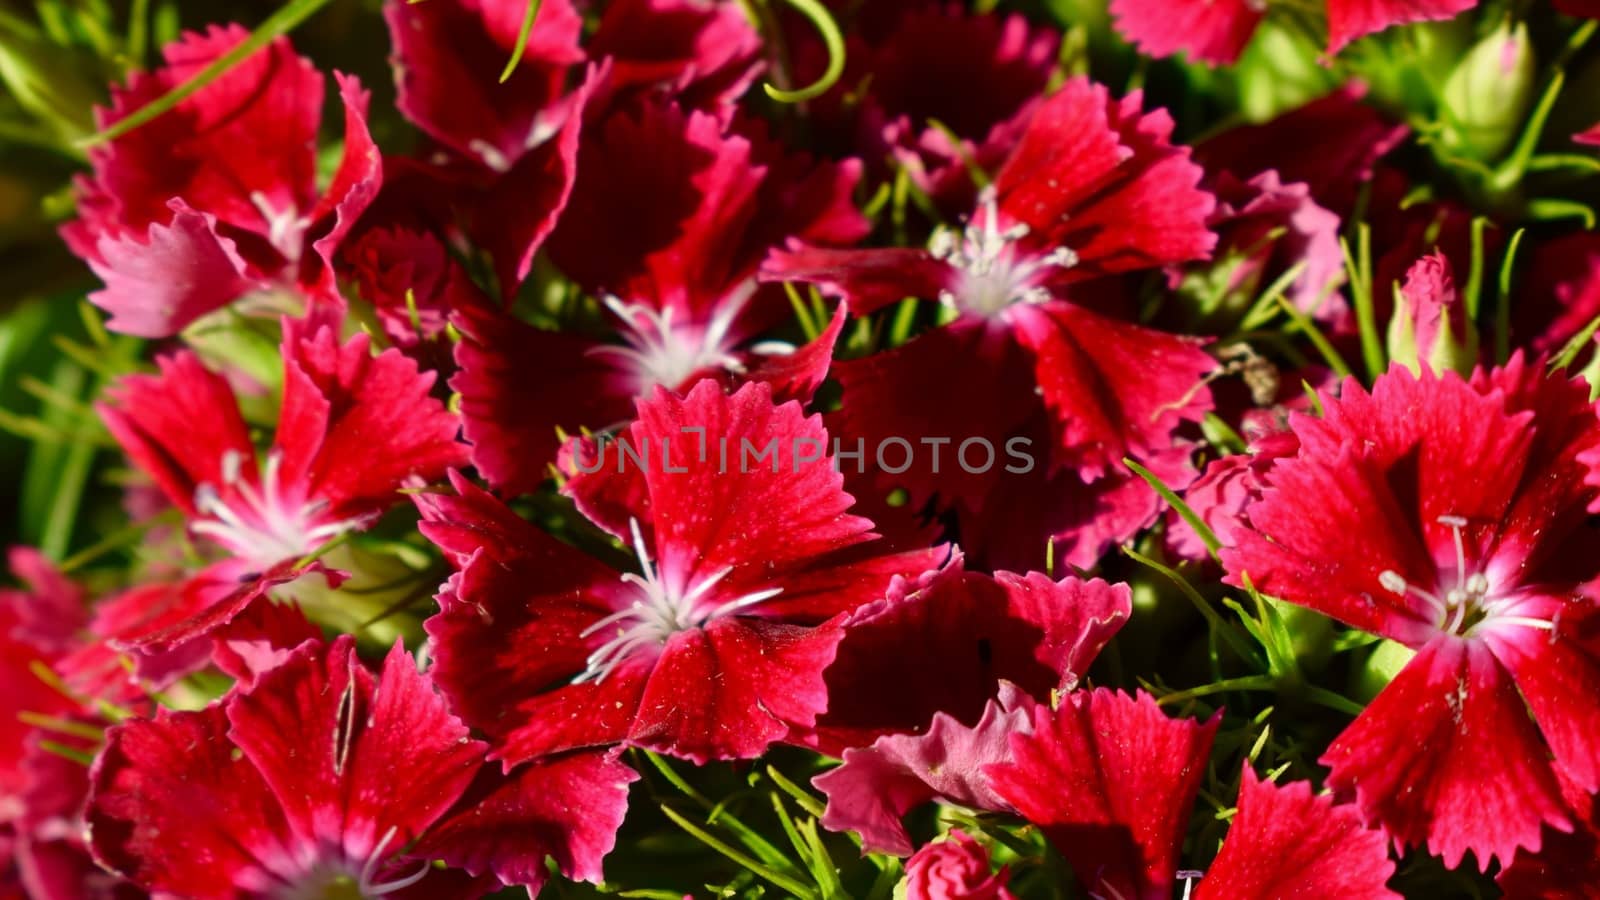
[498,0,544,83]
[1123,457,1220,562]
[658,805,819,900]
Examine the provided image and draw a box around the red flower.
[987,691,1396,899]
[1194,768,1398,899]
[1222,359,1600,868]
[986,690,1218,900]
[96,318,466,651]
[903,830,1016,900]
[1109,0,1264,65]
[384,0,591,296]
[87,636,633,897]
[765,76,1217,570]
[455,101,865,491]
[62,26,380,337]
[420,380,945,765]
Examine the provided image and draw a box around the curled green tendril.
[763,0,843,104]
[498,0,544,84]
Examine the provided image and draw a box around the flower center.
[929,193,1077,320]
[1378,515,1555,638]
[575,519,782,683]
[589,293,747,394]
[251,192,310,264]
[273,828,429,900]
[191,449,364,570]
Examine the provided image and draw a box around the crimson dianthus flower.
[87,636,633,898]
[96,318,466,654]
[1222,358,1600,869]
[419,379,945,766]
[62,27,380,337]
[764,76,1218,570]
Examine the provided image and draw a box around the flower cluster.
[5,0,1600,897]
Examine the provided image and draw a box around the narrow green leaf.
[1273,292,1352,379]
[1494,228,1525,364]
[658,805,819,900]
[497,0,543,83]
[1124,457,1219,561]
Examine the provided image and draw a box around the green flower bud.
[1438,20,1535,163]
[1387,251,1479,376]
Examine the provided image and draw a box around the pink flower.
[62,27,380,337]
[765,76,1218,571]
[95,318,466,652]
[1222,359,1600,868]
[814,683,1037,856]
[903,831,1015,900]
[1388,251,1478,375]
[1107,0,1474,59]
[87,636,633,897]
[420,380,945,765]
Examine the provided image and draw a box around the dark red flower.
[384,0,591,296]
[586,0,765,114]
[816,2,1060,210]
[804,560,1130,754]
[62,27,380,337]
[1222,359,1600,869]
[421,380,945,765]
[765,76,1217,570]
[456,100,865,491]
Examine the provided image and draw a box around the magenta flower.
[1109,0,1474,61]
[1223,359,1600,868]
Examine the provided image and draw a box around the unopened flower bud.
[901,831,1014,900]
[1387,251,1479,376]
[1439,20,1535,162]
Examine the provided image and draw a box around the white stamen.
[588,290,749,394]
[574,518,783,684]
[930,189,1077,319]
[190,450,366,569]
[1380,514,1557,639]
[250,192,310,262]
